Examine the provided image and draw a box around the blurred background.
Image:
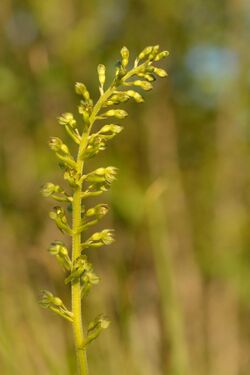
[0,0,250,374]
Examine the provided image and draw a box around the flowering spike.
[41,45,168,372]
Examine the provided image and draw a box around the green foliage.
[40,45,168,374]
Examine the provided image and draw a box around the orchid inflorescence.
[40,45,168,374]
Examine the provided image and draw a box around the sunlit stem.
[71,61,151,375]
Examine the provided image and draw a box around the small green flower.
[83,314,110,346]
[58,113,76,128]
[39,290,73,322]
[86,166,118,186]
[48,137,64,152]
[48,241,71,271]
[65,256,91,285]
[41,182,63,197]
[64,169,81,187]
[85,204,109,219]
[83,229,115,249]
[49,206,72,235]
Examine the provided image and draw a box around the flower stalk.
[40,45,168,374]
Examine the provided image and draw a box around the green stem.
[71,89,115,375]
[71,64,145,374]
[72,183,89,375]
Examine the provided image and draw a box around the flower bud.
[104,100,114,106]
[94,167,106,176]
[75,82,90,101]
[153,67,168,77]
[144,74,155,82]
[121,46,129,68]
[53,297,63,306]
[102,109,128,119]
[126,90,144,103]
[97,64,106,87]
[138,46,153,61]
[109,93,129,104]
[154,50,169,61]
[148,45,160,61]
[132,80,153,91]
[145,66,154,73]
[99,124,123,135]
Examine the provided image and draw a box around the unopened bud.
[126,90,144,103]
[121,46,129,68]
[75,82,90,101]
[148,45,160,60]
[99,124,123,134]
[144,74,155,82]
[154,50,169,61]
[53,297,63,306]
[138,46,153,61]
[153,67,168,77]
[97,64,106,87]
[132,80,153,91]
[110,93,129,104]
[103,109,128,119]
